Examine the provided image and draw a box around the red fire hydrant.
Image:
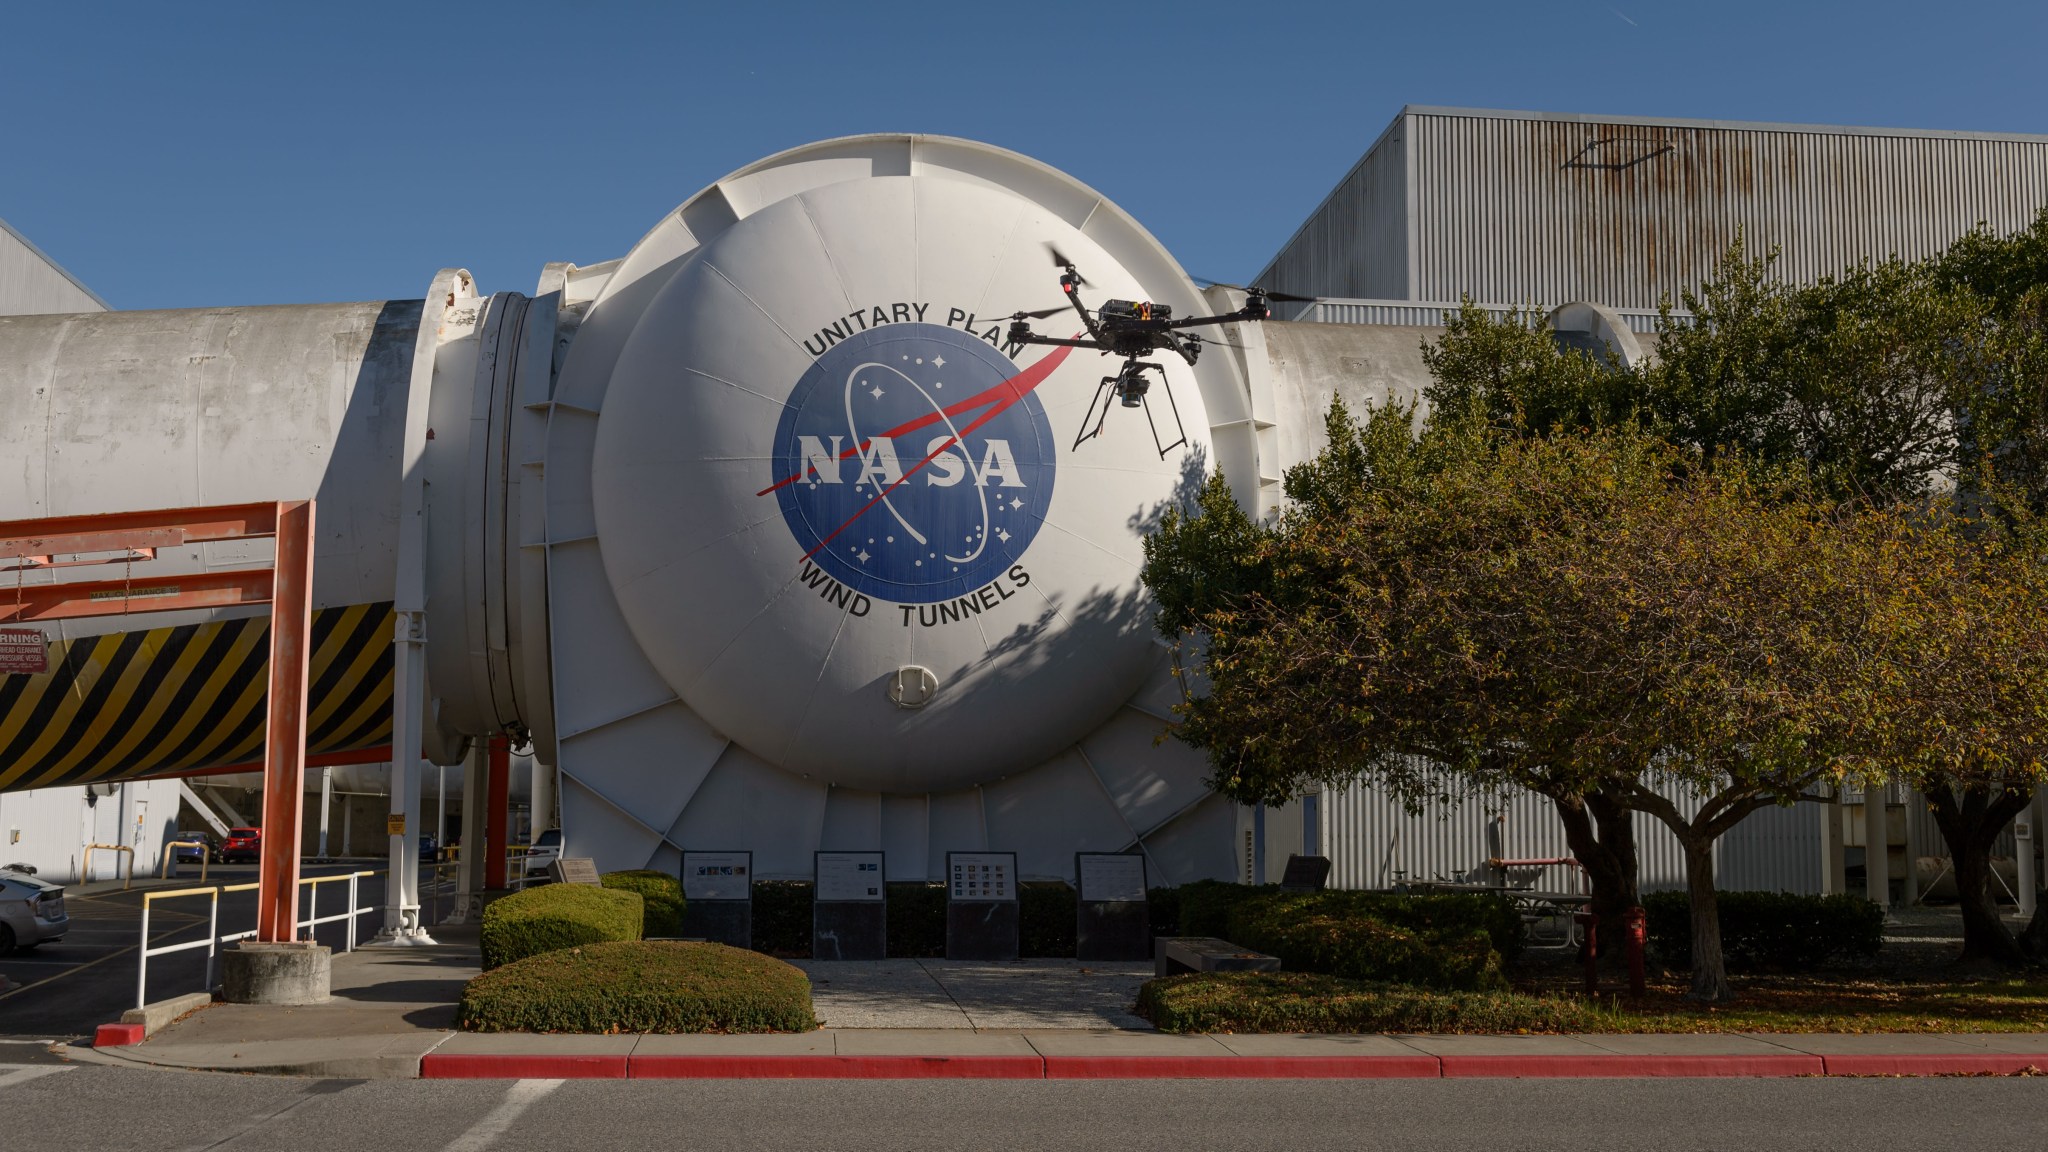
[1623,905,1648,997]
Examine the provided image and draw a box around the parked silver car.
[523,828,562,879]
[0,869,68,953]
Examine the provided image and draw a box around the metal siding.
[1717,802,1823,894]
[1258,125,1408,300]
[1265,109,2048,312]
[1406,111,2048,311]
[0,223,106,315]
[1319,769,1703,894]
[1284,297,1674,333]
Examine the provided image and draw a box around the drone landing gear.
[1073,360,1188,459]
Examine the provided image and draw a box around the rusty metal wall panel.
[1260,116,1409,300]
[1406,110,2048,311]
[1264,108,2048,313]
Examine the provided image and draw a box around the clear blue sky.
[6,1,2044,311]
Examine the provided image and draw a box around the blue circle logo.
[764,323,1057,604]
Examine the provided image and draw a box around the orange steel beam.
[256,501,315,944]
[0,502,280,560]
[0,568,275,623]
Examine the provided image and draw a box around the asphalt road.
[5,1062,2046,1152]
[0,863,394,1043]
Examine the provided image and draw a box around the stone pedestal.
[221,941,331,1005]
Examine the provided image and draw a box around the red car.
[221,827,262,864]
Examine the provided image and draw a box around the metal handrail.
[84,843,135,889]
[134,868,383,1010]
[160,840,209,883]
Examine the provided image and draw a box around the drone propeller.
[988,304,1074,321]
[1045,244,1090,287]
[1190,276,1318,303]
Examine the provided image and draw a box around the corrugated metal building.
[1,216,107,316]
[1259,106,2048,312]
[1260,107,2048,903]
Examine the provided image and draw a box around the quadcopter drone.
[996,247,1314,457]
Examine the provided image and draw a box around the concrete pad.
[832,1030,1039,1056]
[1574,1034,1807,1056]
[798,960,971,1028]
[121,991,214,1036]
[1212,1034,1431,1057]
[923,960,1152,1030]
[632,1033,834,1056]
[1396,1034,1612,1056]
[1023,1030,1233,1057]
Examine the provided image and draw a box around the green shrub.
[1227,891,1507,991]
[600,870,684,938]
[459,940,817,1033]
[1146,885,1181,939]
[479,884,643,970]
[1176,879,1257,937]
[1138,971,1615,1034]
[1021,883,1076,957]
[753,881,813,956]
[1642,890,1884,971]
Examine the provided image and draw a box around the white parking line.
[441,1079,565,1152]
[0,1065,73,1088]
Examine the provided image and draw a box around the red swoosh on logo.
[756,343,1075,499]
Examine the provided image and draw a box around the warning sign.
[387,814,406,836]
[0,629,49,675]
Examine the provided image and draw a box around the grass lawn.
[1516,971,2048,1033]
[1139,970,2048,1035]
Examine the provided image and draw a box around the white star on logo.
[869,384,885,400]
[1009,497,1024,511]
[996,527,1011,543]
[932,355,945,369]
[856,549,871,563]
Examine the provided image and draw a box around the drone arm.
[1161,307,1269,332]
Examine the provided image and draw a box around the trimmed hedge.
[479,884,643,970]
[1642,890,1884,971]
[746,881,1080,958]
[1227,891,1508,991]
[459,940,817,1033]
[601,870,685,939]
[1138,971,1614,1034]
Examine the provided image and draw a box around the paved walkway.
[56,926,2048,1080]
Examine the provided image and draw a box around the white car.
[524,828,562,879]
[0,869,69,953]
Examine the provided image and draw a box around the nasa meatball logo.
[760,322,1073,623]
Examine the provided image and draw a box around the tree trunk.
[1549,788,1639,970]
[1924,784,2030,968]
[1679,834,1732,1003]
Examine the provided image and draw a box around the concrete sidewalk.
[59,927,2048,1081]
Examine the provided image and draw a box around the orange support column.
[485,736,510,890]
[256,501,316,943]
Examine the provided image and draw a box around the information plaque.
[680,850,752,949]
[813,851,886,960]
[1075,852,1151,962]
[550,857,601,886]
[945,850,1019,961]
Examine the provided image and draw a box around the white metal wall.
[1319,771,1841,895]
[0,216,106,316]
[0,778,182,883]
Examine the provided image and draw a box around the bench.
[1154,936,1282,977]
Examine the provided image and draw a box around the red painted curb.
[1440,1054,1824,1078]
[630,1055,1045,1079]
[421,1053,630,1079]
[1821,1054,2048,1077]
[93,1023,146,1048]
[1042,1056,1442,1079]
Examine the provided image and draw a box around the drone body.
[998,250,1310,456]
